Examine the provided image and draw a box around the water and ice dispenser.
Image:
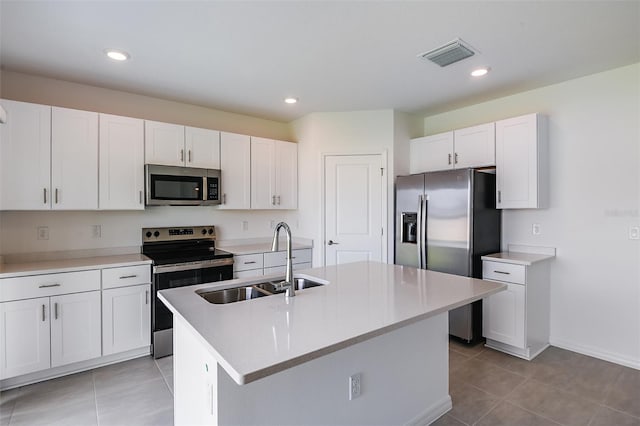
[401,212,417,243]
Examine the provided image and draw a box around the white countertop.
[158,260,505,385]
[482,252,555,266]
[0,254,151,278]
[220,241,313,256]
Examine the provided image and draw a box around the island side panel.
[174,316,218,425]
[216,313,451,426]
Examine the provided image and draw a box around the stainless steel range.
[142,225,233,358]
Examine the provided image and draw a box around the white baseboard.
[405,395,452,426]
[549,337,640,370]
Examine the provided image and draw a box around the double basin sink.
[197,276,326,304]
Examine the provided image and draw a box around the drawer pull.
[119,274,138,279]
[244,261,257,265]
[494,270,511,275]
[39,283,61,288]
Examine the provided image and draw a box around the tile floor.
[0,356,174,426]
[436,340,640,426]
[1,342,639,426]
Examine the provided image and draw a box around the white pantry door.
[324,154,384,265]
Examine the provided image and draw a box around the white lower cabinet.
[50,291,102,367]
[0,297,51,379]
[102,284,151,355]
[0,262,151,383]
[232,248,312,278]
[482,257,551,360]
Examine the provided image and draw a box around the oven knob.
[208,228,214,235]
[145,231,152,238]
[153,231,160,237]
[201,229,207,235]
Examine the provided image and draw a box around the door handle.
[454,152,459,164]
[139,190,143,204]
[188,150,192,163]
[328,240,339,245]
[145,290,149,305]
[54,302,58,320]
[180,149,184,162]
[277,195,281,205]
[272,195,276,205]
[448,154,452,165]
[223,193,226,204]
[44,188,48,204]
[42,304,46,322]
[55,188,59,204]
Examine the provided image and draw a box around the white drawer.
[0,270,101,302]
[234,254,264,272]
[264,249,312,267]
[102,264,151,289]
[234,269,264,279]
[483,261,525,285]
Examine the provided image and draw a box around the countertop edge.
[481,252,555,266]
[0,255,152,278]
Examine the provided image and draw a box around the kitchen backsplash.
[0,208,300,255]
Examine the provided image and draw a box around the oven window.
[151,174,203,200]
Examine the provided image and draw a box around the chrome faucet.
[271,222,295,297]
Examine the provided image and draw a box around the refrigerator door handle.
[416,195,423,269]
[420,196,428,269]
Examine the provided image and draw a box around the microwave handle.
[202,176,208,202]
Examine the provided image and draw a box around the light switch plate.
[630,226,640,240]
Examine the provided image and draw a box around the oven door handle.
[153,258,234,274]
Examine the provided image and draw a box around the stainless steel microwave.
[145,165,221,206]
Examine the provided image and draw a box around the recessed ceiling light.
[284,97,298,104]
[471,67,490,77]
[105,49,130,61]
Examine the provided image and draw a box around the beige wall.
[0,70,292,140]
[420,63,640,369]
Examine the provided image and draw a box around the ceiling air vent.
[418,39,475,67]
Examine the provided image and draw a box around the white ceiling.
[1,1,639,122]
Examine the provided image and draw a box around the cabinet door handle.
[328,240,339,245]
[272,195,276,205]
[139,190,143,204]
[119,274,138,279]
[244,261,257,264]
[454,153,459,164]
[223,193,226,204]
[39,283,61,288]
[494,270,511,275]
[43,188,48,204]
[145,290,149,305]
[180,149,184,162]
[277,195,281,205]
[42,304,46,322]
[54,302,59,320]
[188,150,192,163]
[55,188,59,204]
[498,190,502,204]
[448,154,452,165]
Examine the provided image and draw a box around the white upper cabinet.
[145,120,220,169]
[453,123,495,169]
[410,123,495,173]
[185,126,220,169]
[0,99,51,210]
[51,107,99,210]
[144,120,185,167]
[495,113,547,209]
[99,114,145,210]
[410,132,454,173]
[250,137,298,210]
[219,132,251,209]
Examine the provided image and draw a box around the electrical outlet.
[532,223,541,235]
[630,226,640,240]
[242,221,249,231]
[92,225,102,238]
[37,226,49,240]
[349,373,361,400]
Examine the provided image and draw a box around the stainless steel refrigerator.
[395,169,501,343]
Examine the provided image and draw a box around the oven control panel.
[142,226,216,242]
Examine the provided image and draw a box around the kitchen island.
[159,261,505,425]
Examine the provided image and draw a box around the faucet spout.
[271,222,294,297]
